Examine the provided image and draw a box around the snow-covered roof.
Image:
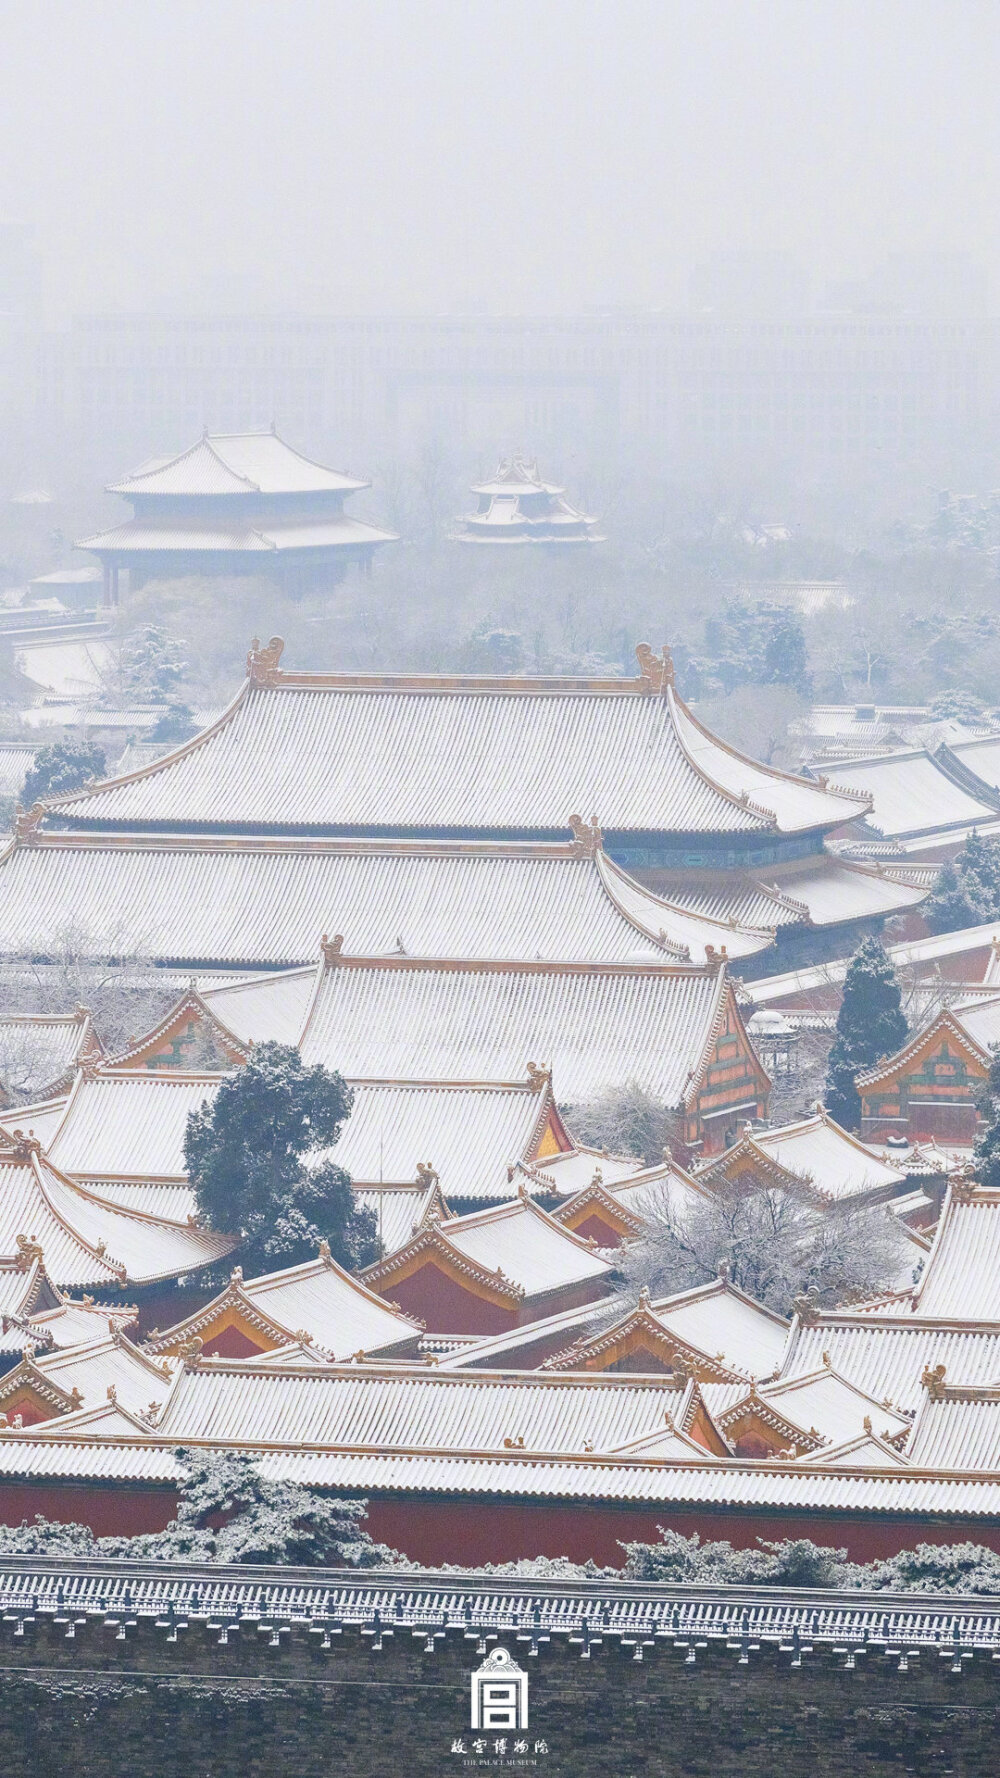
[78,515,396,555]
[44,647,866,839]
[654,857,927,933]
[823,750,999,841]
[0,834,772,968]
[648,1279,790,1379]
[354,1186,446,1256]
[327,1077,567,1198]
[286,956,733,1106]
[147,1252,421,1363]
[105,430,370,498]
[153,1361,683,1457]
[744,1112,908,1202]
[0,1130,233,1289]
[911,1186,1000,1322]
[906,1385,1000,1471]
[0,1331,174,1420]
[737,1366,910,1449]
[201,966,318,1045]
[0,744,36,800]
[782,1314,1000,1413]
[41,1069,222,1185]
[364,1195,616,1305]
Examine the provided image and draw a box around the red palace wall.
[5,1477,1000,1568]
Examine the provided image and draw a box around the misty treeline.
[6,449,1000,736]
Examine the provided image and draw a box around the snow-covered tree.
[184,1041,378,1274]
[925,831,1000,933]
[824,936,907,1130]
[114,624,189,702]
[0,1451,396,1567]
[618,1177,911,1316]
[21,738,106,806]
[973,1044,1000,1190]
[562,1080,677,1166]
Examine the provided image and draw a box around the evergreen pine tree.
[824,936,907,1130]
[184,1042,379,1275]
[21,738,106,806]
[924,831,1000,933]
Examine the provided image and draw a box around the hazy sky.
[1,0,998,317]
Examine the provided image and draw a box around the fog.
[1,0,998,318]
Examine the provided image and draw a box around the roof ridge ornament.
[321,933,344,966]
[526,1061,551,1092]
[13,802,45,844]
[246,635,285,686]
[635,643,674,694]
[922,1362,947,1401]
[792,1284,821,1326]
[568,813,603,856]
[14,1234,43,1270]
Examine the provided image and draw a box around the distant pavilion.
[453,455,603,544]
[77,428,397,602]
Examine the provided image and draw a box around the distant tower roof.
[106,429,370,497]
[456,455,604,544]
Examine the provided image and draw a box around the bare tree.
[0,919,179,1059]
[618,1179,915,1316]
[562,1081,679,1166]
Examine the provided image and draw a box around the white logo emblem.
[470,1647,529,1731]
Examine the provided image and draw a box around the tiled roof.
[0,835,754,967]
[782,1316,1000,1413]
[327,1078,561,1197]
[435,1198,615,1298]
[746,1113,908,1202]
[521,1146,647,1195]
[354,1187,445,1256]
[12,1296,137,1354]
[79,1180,202,1223]
[2,1433,1000,1509]
[907,1387,1000,1471]
[824,750,999,841]
[0,1136,233,1288]
[0,1331,173,1419]
[78,515,396,554]
[649,1280,790,1379]
[148,1253,421,1363]
[43,1070,222,1183]
[912,1188,1000,1321]
[434,1297,626,1370]
[153,1361,683,1456]
[743,1368,911,1448]
[201,967,318,1045]
[663,859,928,931]
[295,957,731,1105]
[0,745,36,799]
[46,653,865,838]
[105,431,369,497]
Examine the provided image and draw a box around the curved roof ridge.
[749,877,813,922]
[37,677,251,820]
[595,849,774,956]
[107,434,255,494]
[666,688,777,828]
[669,685,872,826]
[854,1005,987,1088]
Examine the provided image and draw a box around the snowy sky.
[1,0,998,317]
